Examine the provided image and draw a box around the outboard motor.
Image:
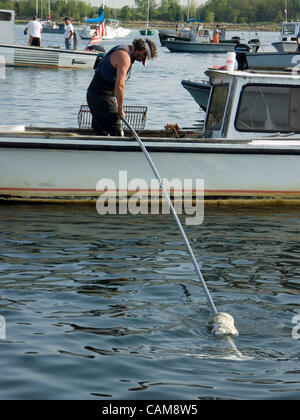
[249,38,261,53]
[232,36,240,44]
[234,42,251,70]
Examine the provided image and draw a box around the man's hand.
[118,107,125,119]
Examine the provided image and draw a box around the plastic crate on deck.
[77,105,147,132]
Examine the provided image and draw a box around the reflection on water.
[0,204,299,399]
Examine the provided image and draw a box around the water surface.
[0,205,299,400]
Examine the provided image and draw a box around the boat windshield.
[235,84,300,132]
[0,11,12,21]
[283,23,296,35]
[206,84,229,131]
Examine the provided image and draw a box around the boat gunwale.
[1,134,300,154]
[0,43,99,56]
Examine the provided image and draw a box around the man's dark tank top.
[88,45,131,94]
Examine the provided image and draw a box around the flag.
[89,20,107,45]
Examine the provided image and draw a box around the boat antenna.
[121,117,242,355]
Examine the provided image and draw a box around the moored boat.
[272,21,300,53]
[78,19,130,40]
[139,0,155,36]
[1,68,300,205]
[41,21,65,34]
[159,19,205,46]
[164,38,237,53]
[0,9,104,69]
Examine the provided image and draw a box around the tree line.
[0,0,300,23]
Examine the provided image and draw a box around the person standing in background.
[212,25,220,43]
[24,16,42,46]
[64,17,74,49]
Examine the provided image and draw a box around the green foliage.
[199,0,296,23]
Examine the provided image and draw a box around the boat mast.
[147,0,150,29]
[285,0,288,22]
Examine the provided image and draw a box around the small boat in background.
[39,1,65,34]
[163,26,240,53]
[139,0,155,36]
[164,38,237,53]
[41,20,65,34]
[159,19,205,46]
[140,27,155,36]
[272,21,300,53]
[78,11,130,40]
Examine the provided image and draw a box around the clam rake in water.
[121,117,239,341]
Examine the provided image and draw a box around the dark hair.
[132,38,157,59]
[64,17,70,21]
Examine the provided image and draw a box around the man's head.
[33,16,38,21]
[64,17,71,24]
[131,38,157,67]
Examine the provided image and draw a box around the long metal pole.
[121,117,217,315]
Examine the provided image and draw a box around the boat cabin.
[0,9,14,44]
[279,21,300,42]
[203,68,300,139]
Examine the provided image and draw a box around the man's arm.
[69,25,74,40]
[24,22,29,34]
[111,51,131,118]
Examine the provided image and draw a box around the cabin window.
[235,84,300,133]
[0,12,12,21]
[283,24,296,35]
[206,84,229,131]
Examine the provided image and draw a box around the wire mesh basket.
[77,104,148,132]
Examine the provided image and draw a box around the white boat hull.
[0,132,300,204]
[246,51,300,70]
[272,41,298,53]
[0,43,99,69]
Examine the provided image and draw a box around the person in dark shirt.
[234,39,251,70]
[87,38,157,136]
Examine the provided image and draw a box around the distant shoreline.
[15,19,281,32]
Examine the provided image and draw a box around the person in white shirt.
[64,17,74,49]
[24,16,42,47]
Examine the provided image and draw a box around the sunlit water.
[0,26,299,400]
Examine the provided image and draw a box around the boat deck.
[0,126,299,146]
